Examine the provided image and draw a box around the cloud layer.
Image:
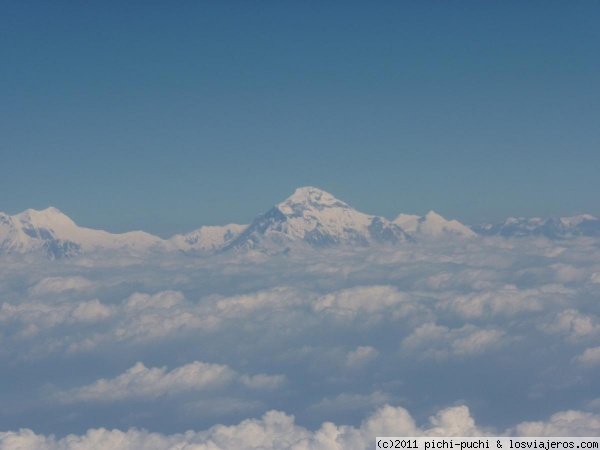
[0,235,599,446]
[2,405,600,450]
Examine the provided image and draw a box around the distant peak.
[424,210,443,219]
[19,206,67,218]
[39,206,64,215]
[15,206,76,227]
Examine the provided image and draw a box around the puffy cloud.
[0,299,112,338]
[573,346,600,368]
[590,272,600,284]
[54,361,285,403]
[1,234,600,439]
[0,404,483,450]
[437,287,544,319]
[64,290,218,352]
[345,346,379,369]
[14,403,600,449]
[0,427,177,450]
[123,291,187,310]
[27,276,94,296]
[2,392,600,448]
[312,285,423,324]
[586,398,600,410]
[542,309,600,342]
[308,391,391,414]
[213,287,308,318]
[239,374,287,390]
[424,406,482,437]
[512,410,600,436]
[402,322,506,360]
[551,264,589,283]
[55,361,235,403]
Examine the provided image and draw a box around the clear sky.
[2,1,599,236]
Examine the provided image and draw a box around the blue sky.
[2,1,599,236]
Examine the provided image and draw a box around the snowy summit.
[2,188,598,259]
[394,211,476,238]
[223,186,411,251]
[0,207,164,259]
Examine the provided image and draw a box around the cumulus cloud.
[402,322,506,360]
[27,276,94,296]
[345,346,379,369]
[239,374,287,390]
[0,405,475,450]
[213,287,308,318]
[1,234,600,440]
[573,346,600,368]
[308,391,391,414]
[436,286,546,319]
[53,361,286,404]
[542,309,600,342]
[4,404,599,450]
[0,299,112,339]
[55,361,235,403]
[511,410,600,436]
[312,285,424,324]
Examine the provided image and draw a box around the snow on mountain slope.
[5,193,597,259]
[472,214,600,238]
[223,187,411,251]
[170,223,247,252]
[394,211,476,238]
[0,207,166,259]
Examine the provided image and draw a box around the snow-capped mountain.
[394,211,476,239]
[472,214,600,238]
[4,191,597,259]
[170,223,247,252]
[0,207,165,259]
[222,187,411,251]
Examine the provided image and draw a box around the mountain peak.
[277,187,349,215]
[222,187,410,251]
[423,210,444,222]
[394,210,475,238]
[16,206,76,229]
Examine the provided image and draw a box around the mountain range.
[472,214,600,239]
[1,187,598,259]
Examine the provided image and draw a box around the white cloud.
[213,287,308,318]
[308,391,391,414]
[312,285,423,324]
[0,427,178,450]
[586,398,600,410]
[573,346,600,368]
[424,405,482,437]
[123,290,187,310]
[0,299,112,338]
[0,401,599,448]
[27,276,94,296]
[239,374,286,390]
[542,309,600,342]
[345,346,379,369]
[512,410,600,436]
[437,287,544,319]
[590,272,600,284]
[551,264,589,283]
[0,404,485,450]
[56,361,235,403]
[2,234,600,438]
[55,361,285,403]
[402,322,506,360]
